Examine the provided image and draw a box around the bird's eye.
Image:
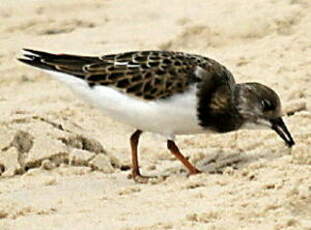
[262,99,274,111]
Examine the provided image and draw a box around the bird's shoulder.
[195,56,239,132]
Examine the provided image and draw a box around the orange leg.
[167,140,201,174]
[130,130,153,183]
[130,130,143,178]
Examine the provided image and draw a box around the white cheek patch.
[241,119,271,130]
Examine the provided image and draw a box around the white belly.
[44,71,204,138]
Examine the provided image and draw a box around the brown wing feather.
[84,51,209,99]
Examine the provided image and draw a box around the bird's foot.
[128,172,166,184]
[188,168,202,175]
[133,174,151,184]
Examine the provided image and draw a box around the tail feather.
[23,48,56,58]
[18,54,57,72]
[18,48,99,75]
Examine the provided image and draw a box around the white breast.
[43,71,205,138]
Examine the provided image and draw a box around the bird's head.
[234,82,295,147]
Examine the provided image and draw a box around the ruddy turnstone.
[18,49,295,183]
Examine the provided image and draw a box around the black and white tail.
[18,48,99,77]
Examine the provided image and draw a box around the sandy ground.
[1,0,311,229]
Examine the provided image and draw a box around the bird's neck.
[196,81,244,133]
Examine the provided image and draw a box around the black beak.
[270,117,295,147]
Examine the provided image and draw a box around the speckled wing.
[19,49,234,100]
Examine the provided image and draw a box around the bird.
[18,49,295,183]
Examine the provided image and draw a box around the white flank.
[43,70,205,138]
